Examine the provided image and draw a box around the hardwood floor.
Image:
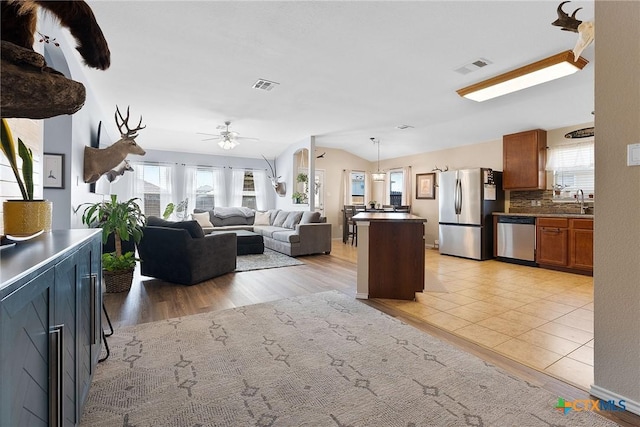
[102,240,639,427]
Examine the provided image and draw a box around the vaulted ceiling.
[79,1,594,162]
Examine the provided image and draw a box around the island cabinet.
[0,230,102,427]
[503,129,547,190]
[536,217,593,274]
[353,212,427,300]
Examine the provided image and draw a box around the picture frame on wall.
[43,153,64,189]
[416,173,435,199]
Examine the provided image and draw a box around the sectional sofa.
[192,207,332,257]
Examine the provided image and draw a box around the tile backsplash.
[508,190,593,215]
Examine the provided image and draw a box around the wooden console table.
[353,212,427,300]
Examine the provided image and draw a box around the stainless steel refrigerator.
[438,168,504,260]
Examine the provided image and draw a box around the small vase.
[3,200,52,236]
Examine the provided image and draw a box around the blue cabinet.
[0,230,102,427]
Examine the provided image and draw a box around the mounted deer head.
[105,159,134,183]
[83,106,146,183]
[551,1,595,61]
[262,154,286,197]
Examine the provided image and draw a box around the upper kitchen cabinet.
[503,129,547,190]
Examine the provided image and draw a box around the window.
[350,171,365,204]
[194,169,216,211]
[241,171,257,209]
[135,163,173,217]
[546,141,594,198]
[389,170,403,206]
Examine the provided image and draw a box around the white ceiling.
[78,0,594,162]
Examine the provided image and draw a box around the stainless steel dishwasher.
[496,216,536,265]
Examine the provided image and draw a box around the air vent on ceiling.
[252,79,280,91]
[454,58,493,75]
[396,124,414,130]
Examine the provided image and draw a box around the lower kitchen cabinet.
[536,218,569,267]
[569,218,594,271]
[0,230,102,427]
[536,217,593,274]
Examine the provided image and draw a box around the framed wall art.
[43,153,64,189]
[416,172,435,199]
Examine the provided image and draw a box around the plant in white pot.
[0,118,52,237]
[81,195,146,292]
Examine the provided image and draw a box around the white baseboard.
[590,384,640,416]
[355,293,369,300]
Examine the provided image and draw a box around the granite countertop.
[492,212,594,219]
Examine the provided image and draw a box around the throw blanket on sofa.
[214,207,254,219]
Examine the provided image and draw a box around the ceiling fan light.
[456,50,588,102]
[218,137,238,150]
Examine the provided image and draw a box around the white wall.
[591,0,640,414]
[375,139,503,245]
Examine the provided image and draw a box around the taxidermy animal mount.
[552,1,594,61]
[1,0,111,118]
[1,0,111,70]
[105,159,134,183]
[262,154,286,197]
[83,106,146,183]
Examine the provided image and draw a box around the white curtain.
[546,141,595,171]
[341,169,352,206]
[364,172,372,206]
[184,165,198,217]
[253,169,268,211]
[230,168,245,207]
[212,168,227,207]
[402,166,412,205]
[157,165,173,217]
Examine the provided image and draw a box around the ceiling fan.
[197,121,258,150]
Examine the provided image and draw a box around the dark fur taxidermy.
[1,0,110,70]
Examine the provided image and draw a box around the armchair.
[138,218,237,285]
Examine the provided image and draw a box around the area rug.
[80,291,616,427]
[235,248,304,272]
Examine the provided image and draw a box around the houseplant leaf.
[1,118,29,200]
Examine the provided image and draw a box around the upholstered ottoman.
[209,230,264,255]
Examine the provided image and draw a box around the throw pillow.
[300,211,321,224]
[147,217,205,239]
[191,212,213,228]
[283,211,303,229]
[272,210,289,227]
[268,209,280,225]
[254,211,271,226]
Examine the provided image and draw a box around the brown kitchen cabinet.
[503,129,547,190]
[536,217,593,274]
[569,218,594,271]
[536,217,568,267]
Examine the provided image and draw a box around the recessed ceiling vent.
[454,58,492,75]
[252,79,280,91]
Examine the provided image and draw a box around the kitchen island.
[353,212,427,300]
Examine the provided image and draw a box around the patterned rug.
[80,291,616,427]
[235,248,304,272]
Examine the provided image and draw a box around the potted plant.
[1,118,52,237]
[292,191,307,204]
[369,200,377,209]
[81,195,146,292]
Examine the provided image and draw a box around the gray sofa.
[193,207,331,257]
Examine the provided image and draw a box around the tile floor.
[378,248,594,391]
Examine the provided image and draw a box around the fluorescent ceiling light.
[456,51,588,102]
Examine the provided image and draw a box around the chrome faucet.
[577,189,586,214]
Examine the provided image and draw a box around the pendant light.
[370,137,385,182]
